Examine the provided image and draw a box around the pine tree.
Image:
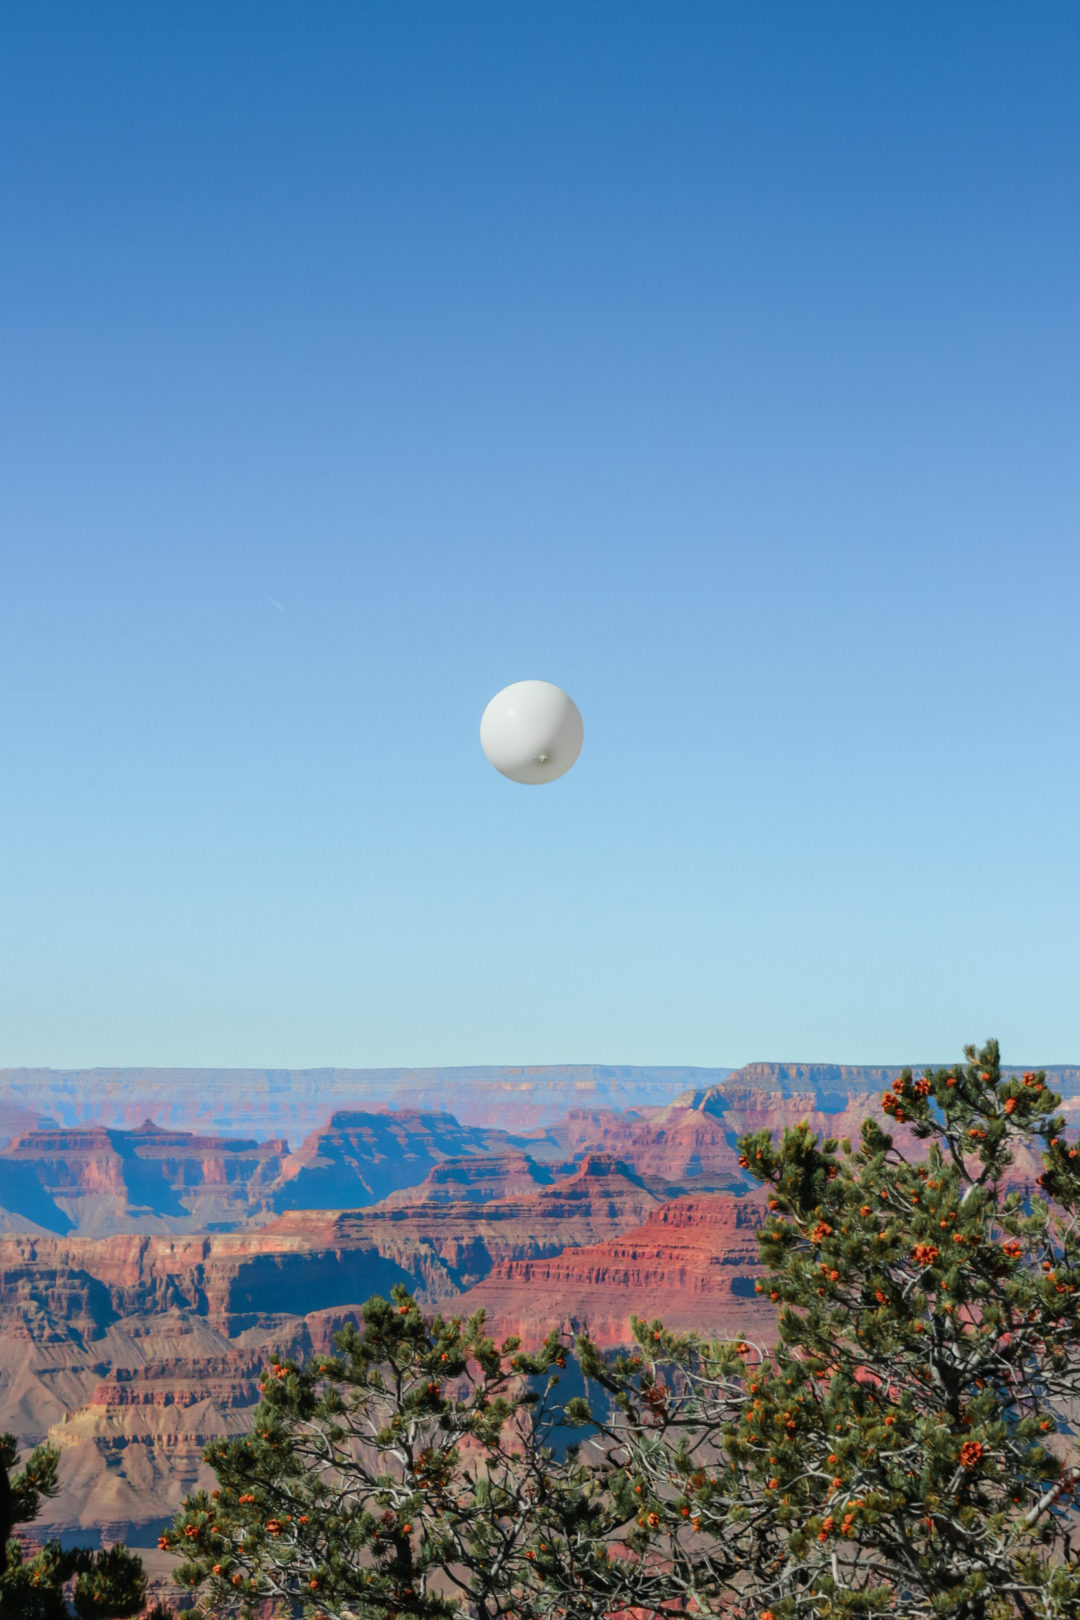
[164,1290,621,1619]
[1,1432,166,1619]
[569,1039,1080,1618]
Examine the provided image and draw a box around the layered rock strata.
[456,1194,771,1348]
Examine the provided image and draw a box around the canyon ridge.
[1,1060,1076,1561]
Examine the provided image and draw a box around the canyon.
[0,1065,733,1142]
[1,1060,1076,1549]
[456,1192,772,1349]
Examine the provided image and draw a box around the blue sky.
[1,2,1077,1069]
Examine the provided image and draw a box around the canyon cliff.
[0,1113,551,1237]
[2,1058,1076,1547]
[0,1155,665,1538]
[0,1123,287,1236]
[271,1109,554,1210]
[456,1193,772,1349]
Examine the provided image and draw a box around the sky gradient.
[1,2,1078,1069]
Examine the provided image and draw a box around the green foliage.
[169,1041,1080,1620]
[720,1039,1080,1616]
[164,1286,624,1617]
[0,1433,61,1545]
[70,1546,147,1619]
[1,1432,162,1619]
[583,1039,1080,1618]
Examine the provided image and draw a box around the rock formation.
[0,1123,287,1236]
[271,1110,554,1210]
[456,1193,772,1348]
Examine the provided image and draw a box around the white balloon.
[480,680,584,785]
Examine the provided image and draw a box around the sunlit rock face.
[270,1109,545,1210]
[455,1192,772,1349]
[0,1123,287,1236]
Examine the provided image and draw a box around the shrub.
[1,1433,165,1618]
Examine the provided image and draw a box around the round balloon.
[480,680,584,784]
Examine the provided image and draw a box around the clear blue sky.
[1,2,1077,1070]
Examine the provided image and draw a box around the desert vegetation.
[0,1432,172,1619]
[159,1041,1080,1619]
